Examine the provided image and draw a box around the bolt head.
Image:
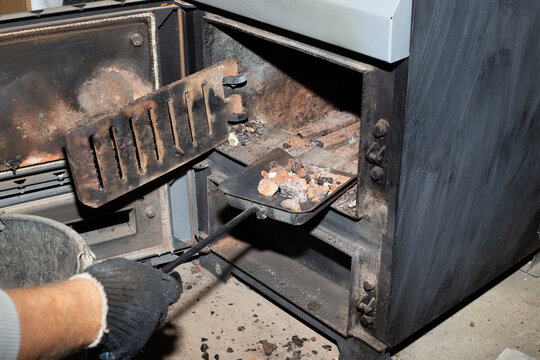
[130,33,144,47]
[363,281,375,292]
[145,206,156,218]
[360,314,374,327]
[370,166,385,182]
[373,119,389,138]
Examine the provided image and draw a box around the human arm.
[3,258,182,360]
[6,278,102,360]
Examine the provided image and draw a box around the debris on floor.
[134,262,539,360]
[134,263,340,360]
[262,340,277,356]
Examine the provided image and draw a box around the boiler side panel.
[387,0,540,345]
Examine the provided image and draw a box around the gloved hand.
[76,258,182,360]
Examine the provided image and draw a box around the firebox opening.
[201,20,363,164]
[68,208,133,235]
[210,206,353,335]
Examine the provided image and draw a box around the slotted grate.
[65,59,243,207]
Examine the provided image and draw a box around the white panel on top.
[193,0,412,63]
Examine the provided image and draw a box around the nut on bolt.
[357,298,376,316]
[373,119,389,138]
[360,314,374,327]
[130,33,144,47]
[370,166,385,182]
[363,281,375,292]
[145,206,156,218]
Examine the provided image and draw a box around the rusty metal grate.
[65,59,243,207]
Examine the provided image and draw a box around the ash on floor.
[134,263,340,360]
[133,260,539,360]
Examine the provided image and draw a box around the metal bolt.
[356,298,375,316]
[145,206,156,218]
[358,303,375,316]
[373,119,389,138]
[370,166,385,182]
[130,33,144,47]
[357,302,369,313]
[363,281,375,292]
[366,143,386,165]
[357,297,375,315]
[360,294,370,304]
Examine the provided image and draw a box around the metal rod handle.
[162,206,259,273]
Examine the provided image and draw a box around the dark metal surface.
[200,18,363,220]
[387,0,540,345]
[0,3,183,261]
[161,206,257,273]
[155,6,183,86]
[219,149,355,225]
[197,151,355,334]
[356,62,408,344]
[0,161,72,206]
[195,149,390,355]
[0,13,156,172]
[211,234,351,335]
[203,13,374,74]
[192,8,404,357]
[5,2,537,359]
[65,59,242,207]
[2,181,174,260]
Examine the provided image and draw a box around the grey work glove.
[78,258,182,360]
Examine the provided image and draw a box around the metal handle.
[162,206,259,273]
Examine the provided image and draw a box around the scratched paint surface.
[386,0,540,345]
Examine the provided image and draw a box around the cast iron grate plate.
[65,59,243,207]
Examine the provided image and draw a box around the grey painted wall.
[388,0,540,344]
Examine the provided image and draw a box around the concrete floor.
[135,261,539,360]
[393,268,539,360]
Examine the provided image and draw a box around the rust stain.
[0,66,152,171]
[65,59,240,207]
[77,67,152,116]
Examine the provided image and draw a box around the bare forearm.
[6,279,101,360]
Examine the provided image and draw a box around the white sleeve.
[0,289,20,360]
